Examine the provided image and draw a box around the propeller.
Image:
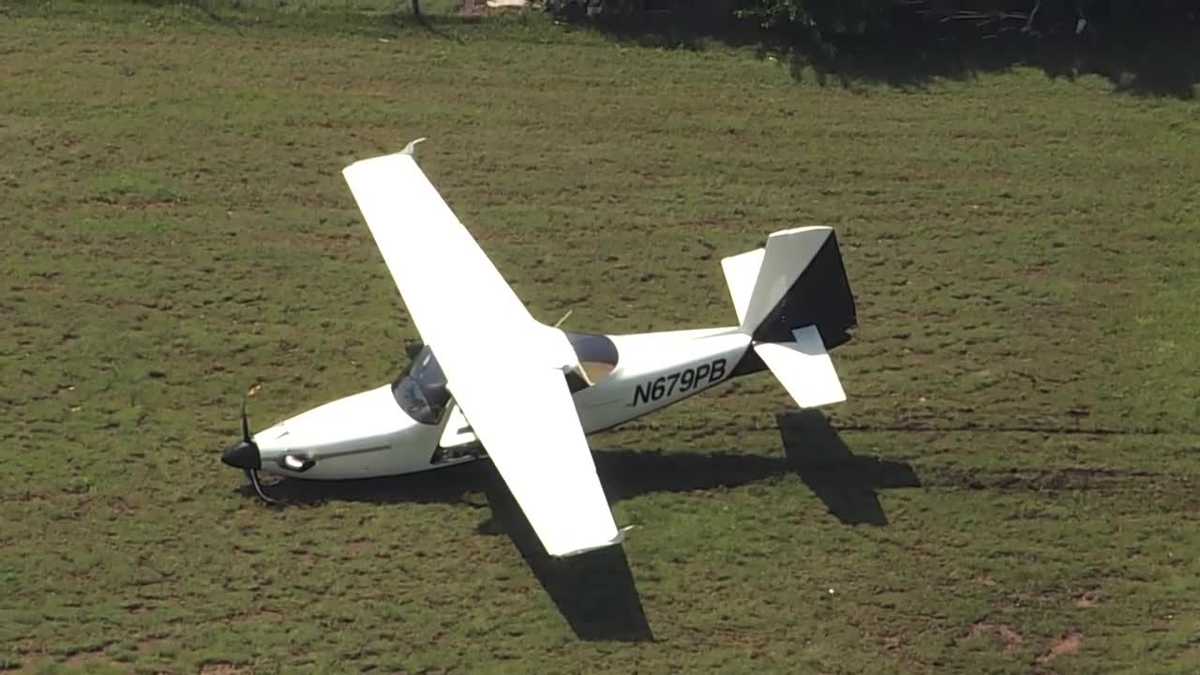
[221,396,279,505]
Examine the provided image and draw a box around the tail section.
[722,226,856,346]
[721,227,857,409]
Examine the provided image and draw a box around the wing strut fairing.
[342,145,621,557]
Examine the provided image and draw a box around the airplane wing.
[341,140,532,348]
[342,144,621,557]
[448,358,623,556]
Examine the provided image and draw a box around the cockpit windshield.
[391,345,450,425]
[391,333,619,423]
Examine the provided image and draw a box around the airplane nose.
[221,439,261,470]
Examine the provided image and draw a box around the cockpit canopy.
[391,332,619,425]
[391,345,449,425]
[562,331,619,392]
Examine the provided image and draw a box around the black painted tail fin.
[722,227,856,349]
[753,230,856,348]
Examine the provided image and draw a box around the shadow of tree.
[582,15,1200,99]
[238,410,919,640]
[149,1,1199,98]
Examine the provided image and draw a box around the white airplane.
[223,139,857,557]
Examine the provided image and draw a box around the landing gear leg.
[245,469,281,505]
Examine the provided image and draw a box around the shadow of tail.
[480,472,654,642]
[778,409,921,526]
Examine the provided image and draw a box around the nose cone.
[221,440,261,470]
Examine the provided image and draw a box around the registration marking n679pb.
[631,358,727,406]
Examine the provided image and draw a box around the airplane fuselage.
[245,325,756,482]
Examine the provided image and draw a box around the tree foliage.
[547,0,1199,41]
[737,0,891,34]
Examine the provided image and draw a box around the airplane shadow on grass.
[242,410,920,641]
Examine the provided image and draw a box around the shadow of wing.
[480,471,654,642]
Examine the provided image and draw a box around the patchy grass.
[2,1,1199,672]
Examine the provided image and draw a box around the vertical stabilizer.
[720,226,856,348]
[721,248,764,327]
[720,226,857,409]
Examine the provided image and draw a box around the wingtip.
[342,139,428,177]
[401,137,427,157]
[549,528,628,558]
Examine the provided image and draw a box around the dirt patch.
[1038,631,1083,664]
[12,651,132,674]
[63,643,118,670]
[925,466,1161,493]
[459,0,527,16]
[228,608,284,625]
[967,622,1023,653]
[200,663,252,675]
[459,0,488,17]
[136,637,167,655]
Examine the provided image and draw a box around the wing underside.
[342,147,620,557]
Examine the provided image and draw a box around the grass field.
[2,1,1199,672]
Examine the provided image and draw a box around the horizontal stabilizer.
[754,325,846,409]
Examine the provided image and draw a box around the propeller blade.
[240,398,250,442]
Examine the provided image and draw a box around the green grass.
[2,1,1199,672]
